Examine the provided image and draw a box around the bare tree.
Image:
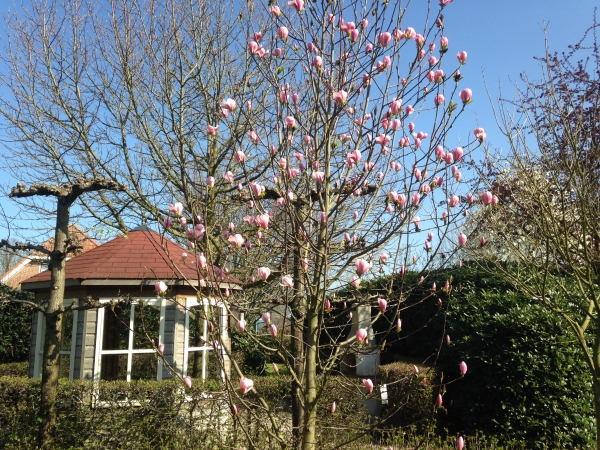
[468,19,600,450]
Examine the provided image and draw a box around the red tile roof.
[21,226,241,287]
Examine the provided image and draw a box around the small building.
[21,226,242,384]
[1,224,98,290]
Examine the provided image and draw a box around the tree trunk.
[301,304,318,450]
[38,198,71,448]
[291,249,306,449]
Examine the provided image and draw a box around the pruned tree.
[468,18,600,450]
[0,178,126,448]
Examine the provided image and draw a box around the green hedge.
[395,265,595,449]
[0,367,436,449]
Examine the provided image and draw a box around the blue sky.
[0,0,597,243]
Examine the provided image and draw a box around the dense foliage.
[392,265,595,448]
[0,283,33,363]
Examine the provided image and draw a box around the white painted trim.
[69,309,78,381]
[1,258,31,284]
[94,297,164,383]
[182,297,225,381]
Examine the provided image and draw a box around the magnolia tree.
[466,23,600,449]
[155,0,483,448]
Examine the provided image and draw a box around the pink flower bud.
[277,26,289,39]
[459,88,472,104]
[378,298,387,312]
[356,328,368,344]
[158,343,165,355]
[331,401,336,413]
[155,281,167,295]
[457,436,464,450]
[460,361,467,375]
[183,376,192,389]
[363,378,374,394]
[282,275,294,287]
[458,233,467,247]
[240,377,254,394]
[378,32,392,47]
[456,51,467,64]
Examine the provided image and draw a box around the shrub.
[396,265,595,449]
[0,283,34,363]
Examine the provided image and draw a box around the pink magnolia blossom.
[460,361,467,375]
[459,88,472,104]
[480,191,493,205]
[457,436,464,450]
[197,253,207,269]
[378,32,392,47]
[282,275,293,287]
[222,98,237,111]
[269,324,278,337]
[228,234,245,248]
[413,365,420,375]
[428,55,438,67]
[206,176,215,188]
[331,401,336,413]
[458,233,467,247]
[185,224,206,240]
[404,27,416,39]
[332,90,348,104]
[255,214,269,229]
[270,5,281,16]
[206,125,218,135]
[262,312,271,325]
[247,131,260,144]
[480,236,487,247]
[162,217,173,229]
[351,275,361,289]
[237,319,246,332]
[277,26,289,39]
[378,298,387,312]
[412,192,420,205]
[365,43,373,53]
[474,127,486,142]
[437,394,443,407]
[312,55,323,68]
[491,195,499,206]
[453,147,464,161]
[363,379,374,394]
[434,94,445,106]
[285,116,296,128]
[456,51,467,64]
[356,328,368,344]
[448,195,459,207]
[412,216,421,231]
[397,318,402,331]
[183,376,192,389]
[155,281,167,295]
[287,0,304,11]
[355,259,372,276]
[257,267,271,281]
[440,36,449,49]
[157,343,165,355]
[272,362,279,374]
[169,202,184,216]
[379,253,389,264]
[399,136,410,147]
[240,377,254,394]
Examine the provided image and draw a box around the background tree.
[468,19,600,449]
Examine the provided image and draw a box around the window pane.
[131,353,158,380]
[101,354,128,381]
[61,309,74,352]
[187,350,222,382]
[133,303,161,349]
[102,304,131,351]
[188,305,206,348]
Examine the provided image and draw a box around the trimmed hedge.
[0,366,434,449]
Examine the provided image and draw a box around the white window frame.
[33,300,79,380]
[93,298,165,383]
[183,297,227,381]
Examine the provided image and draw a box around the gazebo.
[21,225,242,383]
